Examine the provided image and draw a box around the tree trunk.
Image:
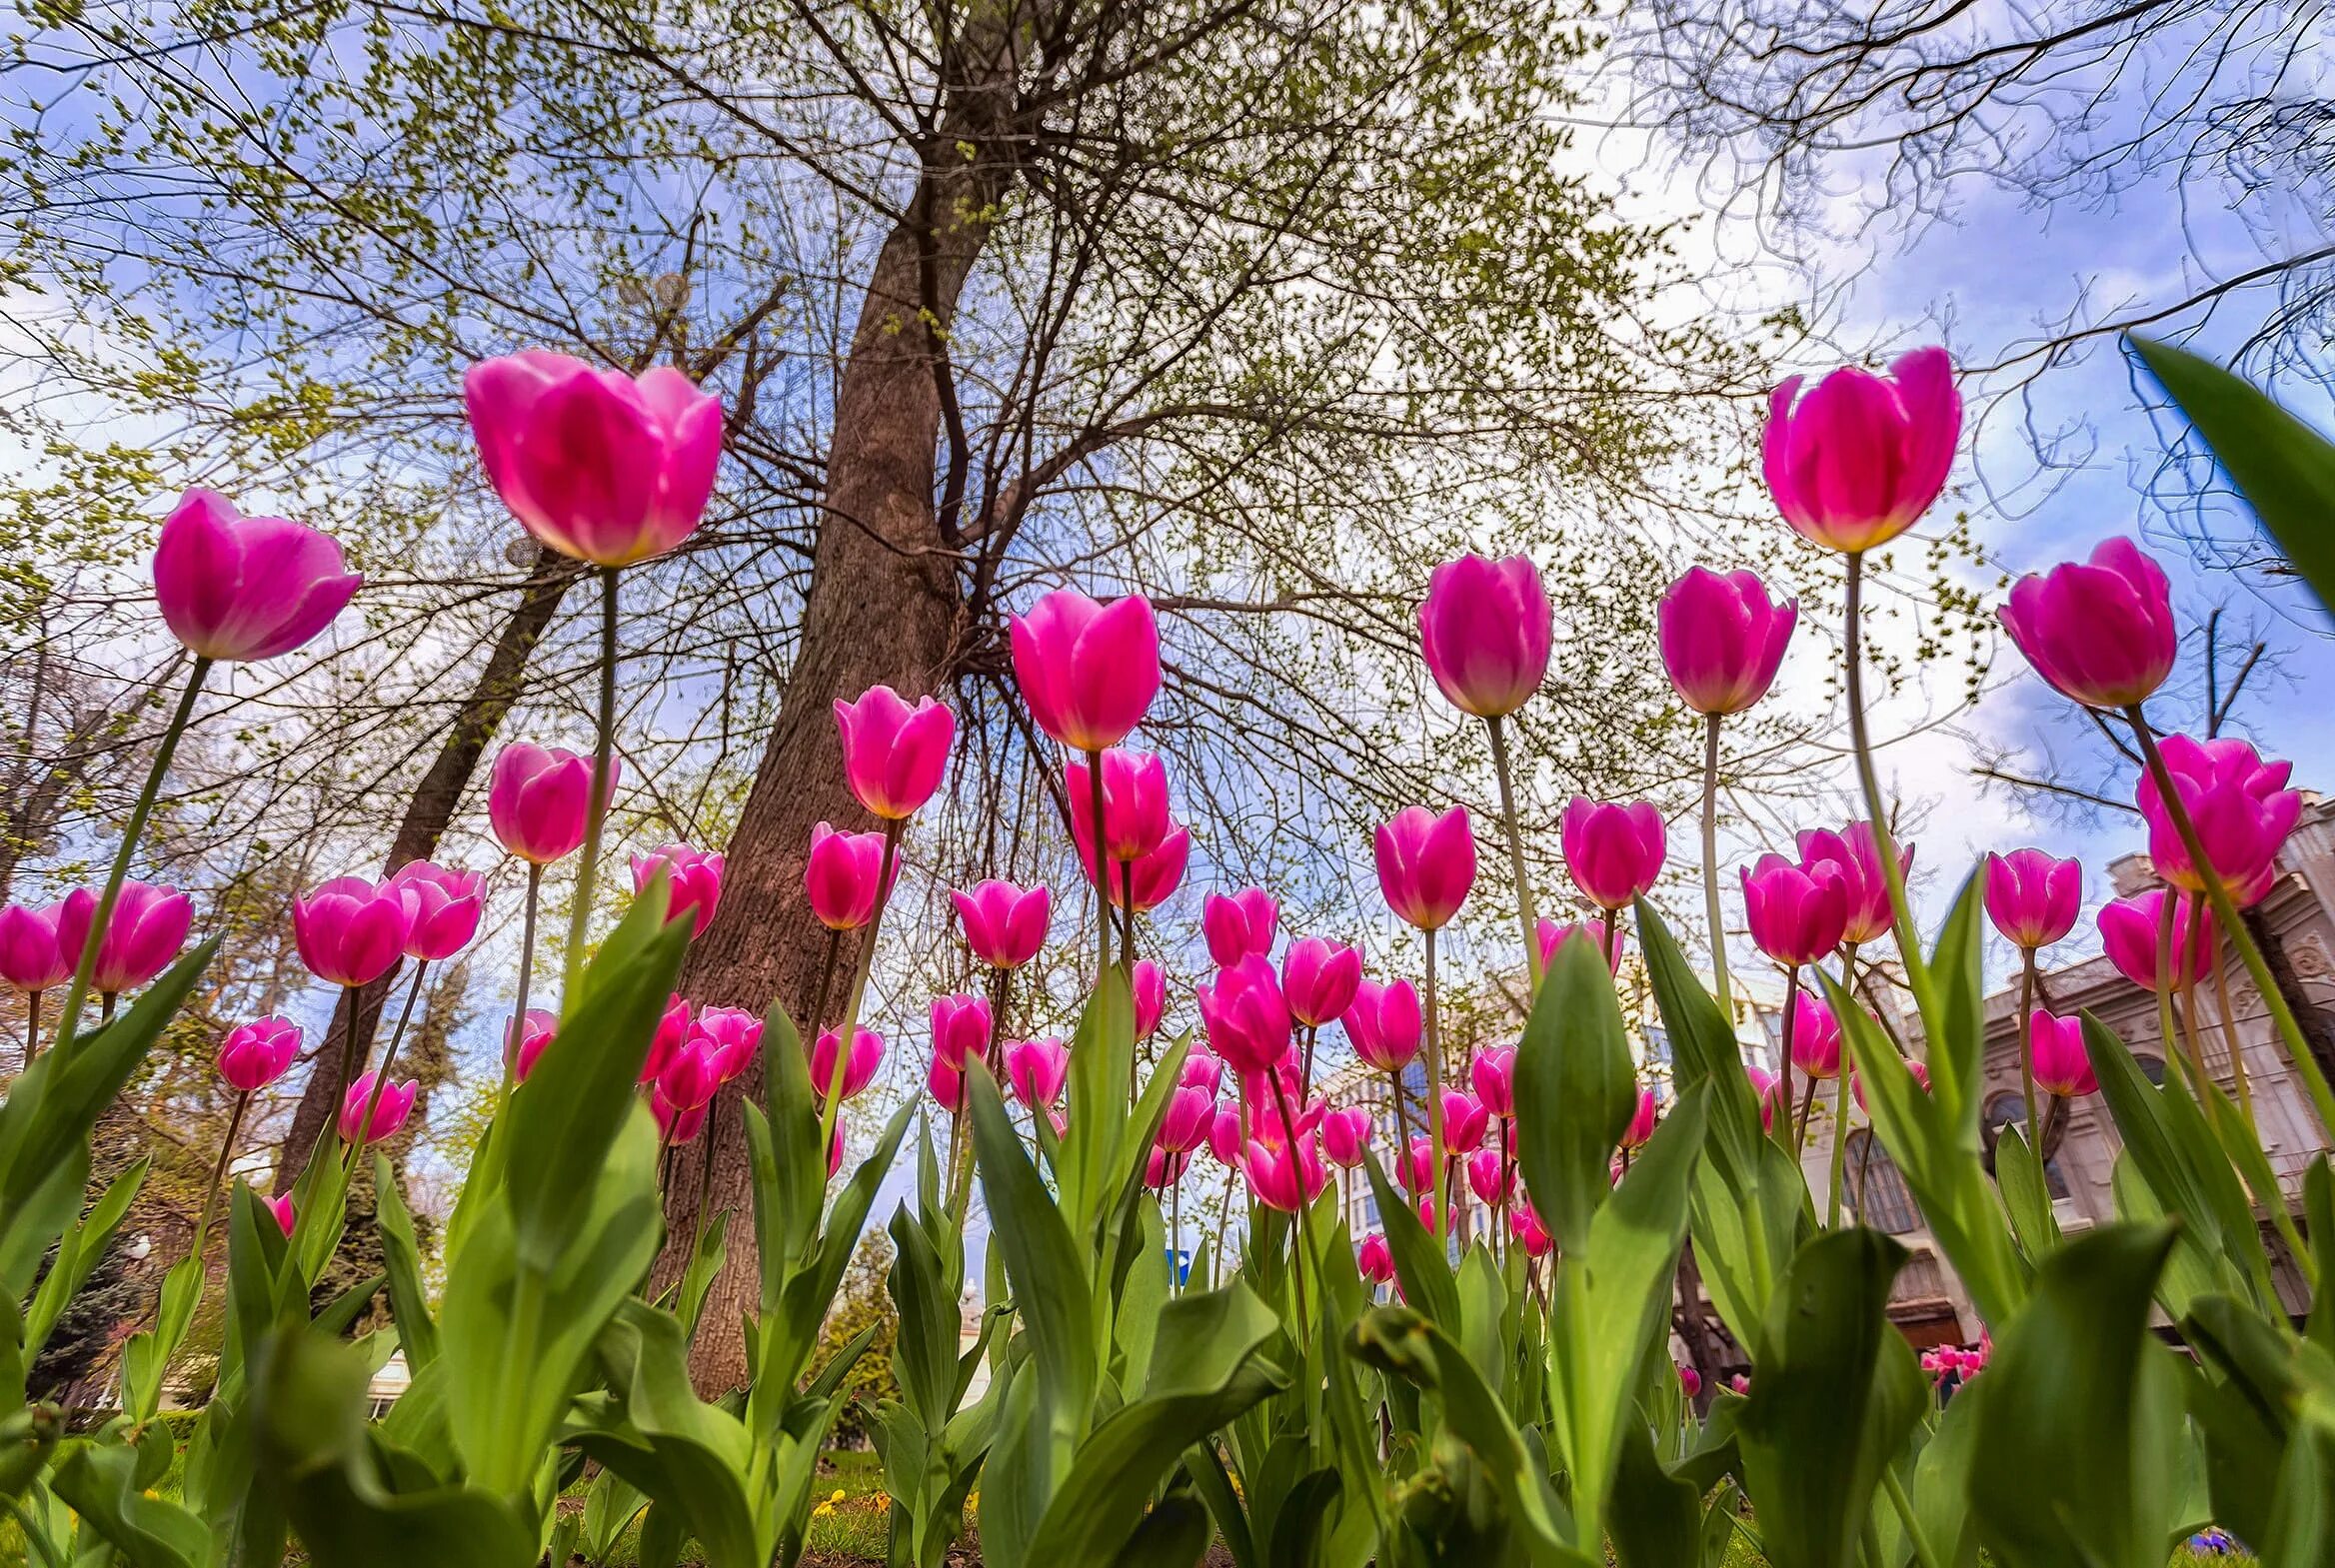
[277,550,580,1187]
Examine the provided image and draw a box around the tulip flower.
[1194,955,1290,1075]
[55,880,193,996]
[654,1089,709,1145]
[2027,1007,2096,1097]
[692,1006,763,1083]
[1159,1084,1215,1153]
[1133,958,1167,1039]
[1740,854,1848,967]
[151,488,362,664]
[1984,848,2082,949]
[265,1193,297,1235]
[339,1071,419,1143]
[1282,936,1361,1028]
[1180,1045,1224,1097]
[952,879,1051,968]
[488,743,614,865]
[1678,1365,1703,1399]
[465,350,723,567]
[1620,1086,1659,1151]
[1357,1232,1395,1285]
[291,875,411,990]
[1009,588,1161,752]
[0,903,68,994]
[1465,1146,1511,1206]
[387,861,485,960]
[1110,826,1190,911]
[927,1056,971,1115]
[1206,1106,1244,1165]
[1248,1079,1322,1145]
[1746,1065,1782,1131]
[510,1008,559,1082]
[806,822,897,930]
[1005,1036,1071,1109]
[1999,537,2177,709]
[1796,822,1908,945]
[1400,1134,1437,1193]
[1343,978,1422,1071]
[1201,887,1279,966]
[1562,797,1666,911]
[1658,567,1797,716]
[834,686,955,820]
[1852,1055,1932,1113]
[1416,554,1552,719]
[1067,749,1172,863]
[1536,916,1621,975]
[657,1038,723,1115]
[1319,1104,1372,1167]
[1440,1090,1489,1155]
[1470,1047,1516,1118]
[1375,806,1475,930]
[630,845,724,938]
[1762,347,1959,554]
[639,993,694,1085]
[930,993,993,1069]
[1511,1203,1553,1258]
[810,1025,885,1101]
[1146,1146,1190,1189]
[2097,890,2216,989]
[1244,1132,1327,1212]
[218,1015,302,1092]
[2136,735,2301,899]
[1787,992,1843,1080]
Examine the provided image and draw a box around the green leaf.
[1921,872,1990,1135]
[24,1155,146,1361]
[49,1439,207,1568]
[2306,1159,2335,1352]
[1112,1486,1212,1568]
[1635,900,1766,1202]
[1993,1124,2060,1259]
[1608,1422,1702,1568]
[374,1153,439,1373]
[749,997,824,1292]
[1512,930,1634,1257]
[1357,1146,1459,1330]
[120,1252,204,1422]
[1057,969,1137,1240]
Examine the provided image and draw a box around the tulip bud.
[510,1008,559,1082]
[693,1006,763,1083]
[1201,887,1279,966]
[1562,797,1666,911]
[1619,1086,1658,1151]
[1132,958,1167,1039]
[1999,538,2177,709]
[1146,1146,1190,1189]
[1318,1105,1372,1168]
[1194,955,1291,1075]
[639,993,694,1085]
[1465,1146,1510,1206]
[1342,978,1422,1071]
[2027,1007,2096,1097]
[1111,826,1190,911]
[1440,1090,1489,1155]
[1983,848,2082,950]
[1511,1203,1553,1258]
[265,1193,297,1235]
[951,879,1051,968]
[1281,936,1361,1028]
[1159,1084,1216,1154]
[2097,889,2216,990]
[1374,806,1475,931]
[151,488,361,663]
[0,903,69,993]
[1657,567,1796,716]
[291,875,411,989]
[488,743,616,865]
[1010,588,1161,752]
[1067,749,1171,862]
[1206,1105,1243,1165]
[810,1025,885,1101]
[1180,1045,1224,1096]
[1740,853,1848,966]
[387,860,485,960]
[1762,348,1959,553]
[1796,822,1907,945]
[55,881,194,995]
[1356,1232,1395,1284]
[630,844,725,938]
[1536,916,1621,975]
[339,1072,418,1144]
[834,686,954,820]
[927,1056,971,1115]
[218,1015,302,1092]
[1005,1036,1071,1109]
[805,822,896,930]
[654,1089,709,1144]
[657,1039,722,1115]
[1244,1132,1326,1213]
[1787,992,1843,1080]
[1467,1046,1516,1118]
[930,993,994,1070]
[1417,554,1552,719]
[1678,1365,1703,1399]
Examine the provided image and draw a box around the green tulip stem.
[1484,714,1542,991]
[563,565,622,1002]
[1841,553,1927,998]
[1423,925,1448,1244]
[1701,712,1733,1015]
[2016,946,2041,1163]
[1087,748,1111,983]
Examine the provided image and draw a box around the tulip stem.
[1841,555,1926,999]
[501,864,546,1097]
[193,1090,251,1262]
[822,817,903,1167]
[346,961,426,1173]
[2125,706,2335,1137]
[1267,1070,1313,1345]
[1826,1064,1850,1229]
[1775,963,1800,1155]
[1423,926,1447,1244]
[1701,716,1736,1016]
[2154,890,2187,1096]
[1882,1467,1945,1568]
[562,566,622,1002]
[1081,748,1114,985]
[1386,1065,1416,1182]
[21,992,38,1070]
[2016,947,2040,1163]
[52,654,210,1055]
[2209,913,2258,1129]
[1484,715,1542,991]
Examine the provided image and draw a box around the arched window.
[1843,1129,1921,1234]
[1983,1092,2072,1199]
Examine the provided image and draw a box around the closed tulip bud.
[0,903,68,993]
[1005,1036,1071,1108]
[1729,1374,1750,1396]
[1010,588,1161,751]
[1207,1105,1244,1165]
[2000,537,2177,709]
[2028,1007,2096,1097]
[811,1025,885,1101]
[1465,1146,1511,1206]
[654,1088,709,1145]
[1746,1065,1782,1131]
[1852,1055,1930,1113]
[1180,1044,1224,1096]
[1319,1105,1372,1167]
[1281,936,1361,1027]
[834,686,954,820]
[1763,347,1959,553]
[488,743,616,865]
[1678,1365,1703,1399]
[510,1008,560,1082]
[639,993,694,1085]
[1146,1146,1190,1189]
[1788,992,1843,1080]
[1133,959,1167,1039]
[805,822,896,930]
[1401,1134,1437,1193]
[1740,853,1848,966]
[631,844,724,938]
[1159,1083,1216,1153]
[1658,567,1797,716]
[152,488,361,663]
[1796,822,1908,945]
[693,1006,763,1083]
[1244,1133,1327,1213]
[927,1055,970,1114]
[1536,916,1621,975]
[2097,890,2216,990]
[1470,1046,1516,1118]
[291,875,410,989]
[218,1015,302,1092]
[1357,1232,1395,1284]
[387,861,484,960]
[1067,749,1171,863]
[1512,1203,1553,1258]
[951,879,1051,968]
[1562,797,1667,911]
[1441,1090,1489,1154]
[1984,848,2083,949]
[57,881,194,995]
[265,1193,297,1235]
[2136,735,2301,898]
[1342,978,1422,1071]
[339,1072,418,1143]
[1194,954,1291,1075]
[1620,1086,1659,1151]
[1201,887,1279,965]
[1105,826,1190,911]
[1375,806,1475,931]
[1417,554,1553,719]
[465,350,722,567]
[930,993,993,1069]
[657,1038,723,1115]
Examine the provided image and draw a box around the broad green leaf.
[49,1439,207,1568]
[1992,1124,2059,1259]
[967,1064,1098,1445]
[374,1154,439,1373]
[750,996,823,1291]
[121,1252,204,1423]
[24,1155,147,1360]
[1921,872,1989,1134]
[1357,1146,1459,1330]
[1058,968,1136,1239]
[1635,900,1767,1198]
[1513,931,1634,1257]
[2308,1159,2335,1352]
[1608,1422,1702,1568]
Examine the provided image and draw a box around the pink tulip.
[2097,890,2216,990]
[1343,978,1422,1071]
[1787,992,1843,1080]
[1010,588,1161,752]
[1246,1074,1318,1144]
[1746,1065,1782,1131]
[1618,1086,1659,1151]
[387,861,485,960]
[0,903,68,993]
[654,1089,709,1144]
[1207,1105,1244,1164]
[1201,888,1279,966]
[805,822,897,930]
[657,1037,723,1115]
[1851,1054,1930,1113]
[834,686,955,820]
[217,1015,302,1092]
[1133,959,1167,1039]
[1740,853,1848,966]
[693,1006,763,1082]
[1678,1365,1703,1399]
[1729,1374,1750,1396]
[1511,1203,1553,1258]
[465,350,722,567]
[1159,1084,1215,1153]
[927,1056,971,1114]
[487,743,615,865]
[810,1025,885,1101]
[1180,1045,1224,1096]
[1375,806,1475,930]
[1441,1089,1490,1155]
[2028,1007,2096,1097]
[638,993,694,1085]
[265,1193,297,1235]
[1999,538,2176,709]
[1416,554,1553,719]
[56,881,193,995]
[1469,1046,1516,1118]
[338,1072,418,1143]
[1067,749,1171,861]
[951,879,1051,968]
[1244,1133,1327,1213]
[291,875,411,989]
[151,488,361,663]
[1147,1147,1191,1189]
[930,993,993,1069]
[1657,567,1797,716]
[1282,936,1361,1028]
[510,1008,559,1082]
[1194,955,1291,1075]
[1400,1134,1437,1193]
[1005,1036,1071,1108]
[1762,347,1959,553]
[1319,1104,1372,1167]
[1357,1232,1395,1284]
[1109,826,1190,911]
[1466,1146,1511,1206]
[1796,822,1908,945]
[1563,797,1667,911]
[630,845,724,938]
[1984,848,2082,949]
[2136,736,2301,898]
[1536,915,1622,975]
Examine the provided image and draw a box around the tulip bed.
[3,334,2334,1568]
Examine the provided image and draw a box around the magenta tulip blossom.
[692,1006,763,1083]
[291,875,411,989]
[1470,1046,1516,1118]
[1787,992,1843,1080]
[1466,1147,1511,1206]
[629,844,724,938]
[338,1071,418,1143]
[1999,538,2177,710]
[1852,1055,1931,1113]
[1762,347,1960,553]
[1740,853,1848,966]
[927,1056,971,1115]
[1066,749,1171,861]
[1133,958,1167,1039]
[930,993,994,1070]
[1282,936,1361,1028]
[657,1037,723,1115]
[1400,1134,1436,1193]
[1194,954,1292,1075]
[1678,1365,1703,1399]
[265,1193,297,1235]
[639,993,694,1086]
[1512,1203,1553,1258]
[1005,1036,1071,1109]
[1561,797,1667,911]
[2136,735,2301,899]
[654,1088,710,1145]
[1796,822,1908,945]
[1657,567,1797,716]
[56,880,193,995]
[1440,1090,1489,1155]
[487,743,615,865]
[1536,916,1621,975]
[1159,1083,1216,1154]
[1984,848,2083,949]
[1746,1065,1782,1131]
[1319,1104,1372,1168]
[387,860,485,960]
[2028,1007,2097,1097]
[1146,1147,1191,1189]
[1375,805,1475,930]
[1244,1132,1327,1213]
[151,488,361,664]
[806,822,897,931]
[1357,1232,1395,1284]
[0,903,68,993]
[1343,978,1423,1071]
[1207,1105,1244,1165]
[1416,554,1553,720]
[1619,1086,1659,1151]
[1010,588,1161,752]
[1201,887,1279,966]
[810,1025,885,1101]
[951,878,1051,968]
[1114,826,1190,911]
[834,686,955,820]
[217,1015,302,1092]
[465,350,723,567]
[2097,890,2216,989]
[1181,1045,1224,1097]
[511,1008,559,1082]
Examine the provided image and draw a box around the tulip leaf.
[1058,966,1136,1240]
[1607,1421,1703,1568]
[1635,899,1765,1201]
[373,1153,439,1373]
[1358,1145,1460,1330]
[120,1251,205,1423]
[1513,930,1634,1258]
[2307,1158,2335,1352]
[1992,1124,2059,1259]
[967,1062,1098,1441]
[751,995,824,1288]
[50,1436,208,1568]
[23,1154,147,1363]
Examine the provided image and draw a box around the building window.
[1983,1092,2072,1199]
[1843,1129,1921,1234]
[2134,1053,2168,1087]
